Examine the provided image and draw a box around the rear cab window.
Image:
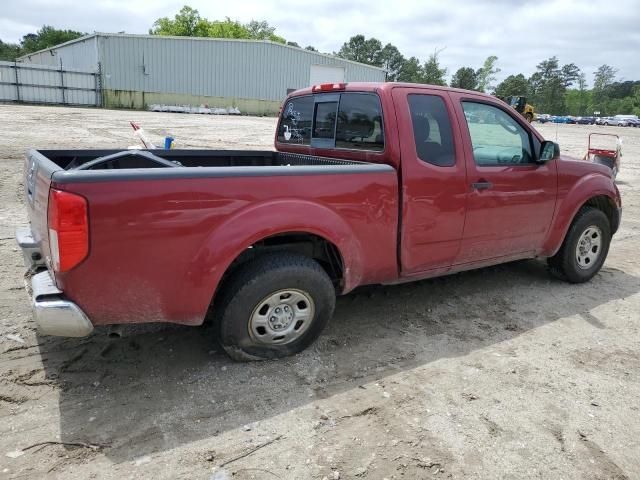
[278,92,384,152]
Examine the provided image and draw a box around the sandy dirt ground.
[1,105,639,480]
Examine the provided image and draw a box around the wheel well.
[221,232,345,292]
[582,195,618,233]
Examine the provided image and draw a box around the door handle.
[471,181,493,190]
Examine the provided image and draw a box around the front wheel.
[548,207,611,283]
[525,112,533,123]
[214,253,336,361]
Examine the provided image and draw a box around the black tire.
[525,112,533,123]
[214,252,335,361]
[548,207,611,283]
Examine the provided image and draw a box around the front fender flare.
[542,173,618,256]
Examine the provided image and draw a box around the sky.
[2,0,640,86]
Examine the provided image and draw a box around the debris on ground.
[149,105,241,115]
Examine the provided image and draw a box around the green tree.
[565,89,592,116]
[560,63,581,88]
[0,39,22,61]
[593,64,617,91]
[206,18,251,39]
[396,56,424,83]
[592,64,617,115]
[450,67,478,90]
[150,6,286,44]
[606,80,640,100]
[527,72,543,102]
[245,20,286,43]
[305,45,317,51]
[19,25,84,55]
[379,44,405,81]
[494,74,529,99]
[575,72,591,116]
[150,6,209,36]
[529,56,566,114]
[632,85,640,116]
[336,35,383,66]
[476,55,500,92]
[422,50,447,86]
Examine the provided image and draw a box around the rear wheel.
[548,207,611,283]
[215,252,335,361]
[525,112,533,123]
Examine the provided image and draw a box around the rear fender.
[184,199,363,322]
[542,173,619,256]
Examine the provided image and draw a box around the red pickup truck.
[17,82,621,361]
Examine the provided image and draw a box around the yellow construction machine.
[507,96,535,122]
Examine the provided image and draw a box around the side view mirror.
[539,140,560,162]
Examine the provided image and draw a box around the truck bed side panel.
[53,170,398,326]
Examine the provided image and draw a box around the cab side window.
[462,102,534,165]
[408,94,456,167]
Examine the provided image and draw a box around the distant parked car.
[576,116,596,125]
[626,118,640,127]
[601,117,629,126]
[536,113,551,123]
[551,116,571,124]
[614,115,638,127]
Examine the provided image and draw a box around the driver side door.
[452,95,557,264]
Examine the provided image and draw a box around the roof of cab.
[289,82,497,100]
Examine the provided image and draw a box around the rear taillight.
[48,189,89,272]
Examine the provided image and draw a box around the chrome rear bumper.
[30,271,94,337]
[16,226,93,337]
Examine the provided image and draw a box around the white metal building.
[19,33,386,114]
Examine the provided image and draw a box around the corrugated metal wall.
[19,36,99,71]
[0,61,99,105]
[98,35,385,101]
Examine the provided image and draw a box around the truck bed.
[24,148,399,328]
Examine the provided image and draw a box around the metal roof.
[18,32,386,72]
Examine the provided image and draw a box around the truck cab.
[275,82,619,278]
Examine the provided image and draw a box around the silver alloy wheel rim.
[248,289,315,345]
[575,225,603,269]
